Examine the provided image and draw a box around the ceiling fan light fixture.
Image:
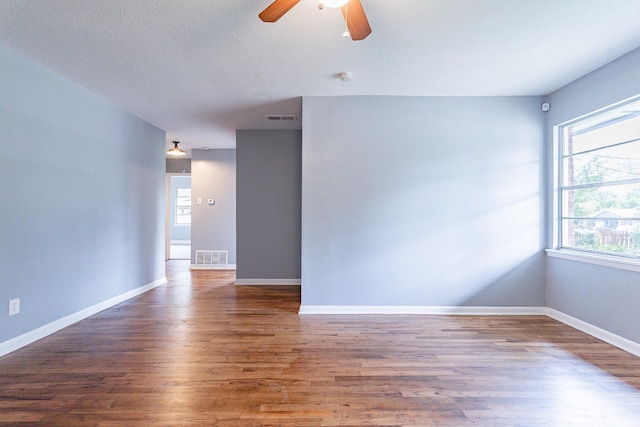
[167,141,186,156]
[260,0,370,41]
[321,0,349,8]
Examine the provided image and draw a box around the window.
[557,97,640,258]
[175,187,191,225]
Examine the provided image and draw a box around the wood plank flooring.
[2,260,640,426]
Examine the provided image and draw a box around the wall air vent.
[195,250,228,266]
[267,115,297,121]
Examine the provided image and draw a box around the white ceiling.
[1,0,640,153]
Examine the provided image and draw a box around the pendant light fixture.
[167,141,186,156]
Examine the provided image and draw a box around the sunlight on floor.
[549,356,640,426]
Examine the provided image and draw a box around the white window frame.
[550,95,640,271]
[175,187,191,226]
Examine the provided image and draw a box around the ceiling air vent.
[267,115,297,121]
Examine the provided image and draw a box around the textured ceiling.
[1,0,640,153]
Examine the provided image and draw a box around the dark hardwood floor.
[2,260,640,426]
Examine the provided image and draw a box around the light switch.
[197,197,202,205]
[208,199,215,205]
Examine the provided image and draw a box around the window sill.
[546,249,640,273]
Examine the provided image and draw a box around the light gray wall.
[191,149,236,265]
[301,96,545,308]
[236,130,302,280]
[0,45,166,343]
[545,47,640,343]
[169,175,191,242]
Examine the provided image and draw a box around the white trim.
[235,279,301,286]
[546,308,640,358]
[170,240,190,245]
[165,172,191,261]
[546,249,640,273]
[189,264,236,270]
[0,277,168,358]
[298,305,546,315]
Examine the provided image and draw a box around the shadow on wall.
[461,251,546,307]
[316,188,545,307]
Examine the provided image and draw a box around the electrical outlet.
[9,298,20,316]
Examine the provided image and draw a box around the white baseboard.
[5,284,638,360]
[235,279,301,286]
[189,264,236,270]
[298,305,640,356]
[546,308,640,357]
[0,277,167,358]
[298,305,546,315]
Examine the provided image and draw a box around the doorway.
[167,175,191,260]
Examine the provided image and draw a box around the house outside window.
[558,97,640,258]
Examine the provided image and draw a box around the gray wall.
[169,175,191,242]
[166,157,191,174]
[191,149,236,265]
[301,96,546,308]
[0,45,166,343]
[236,130,302,280]
[545,47,640,343]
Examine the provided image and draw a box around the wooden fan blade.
[342,0,371,41]
[259,0,302,22]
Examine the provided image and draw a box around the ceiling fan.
[259,0,372,41]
